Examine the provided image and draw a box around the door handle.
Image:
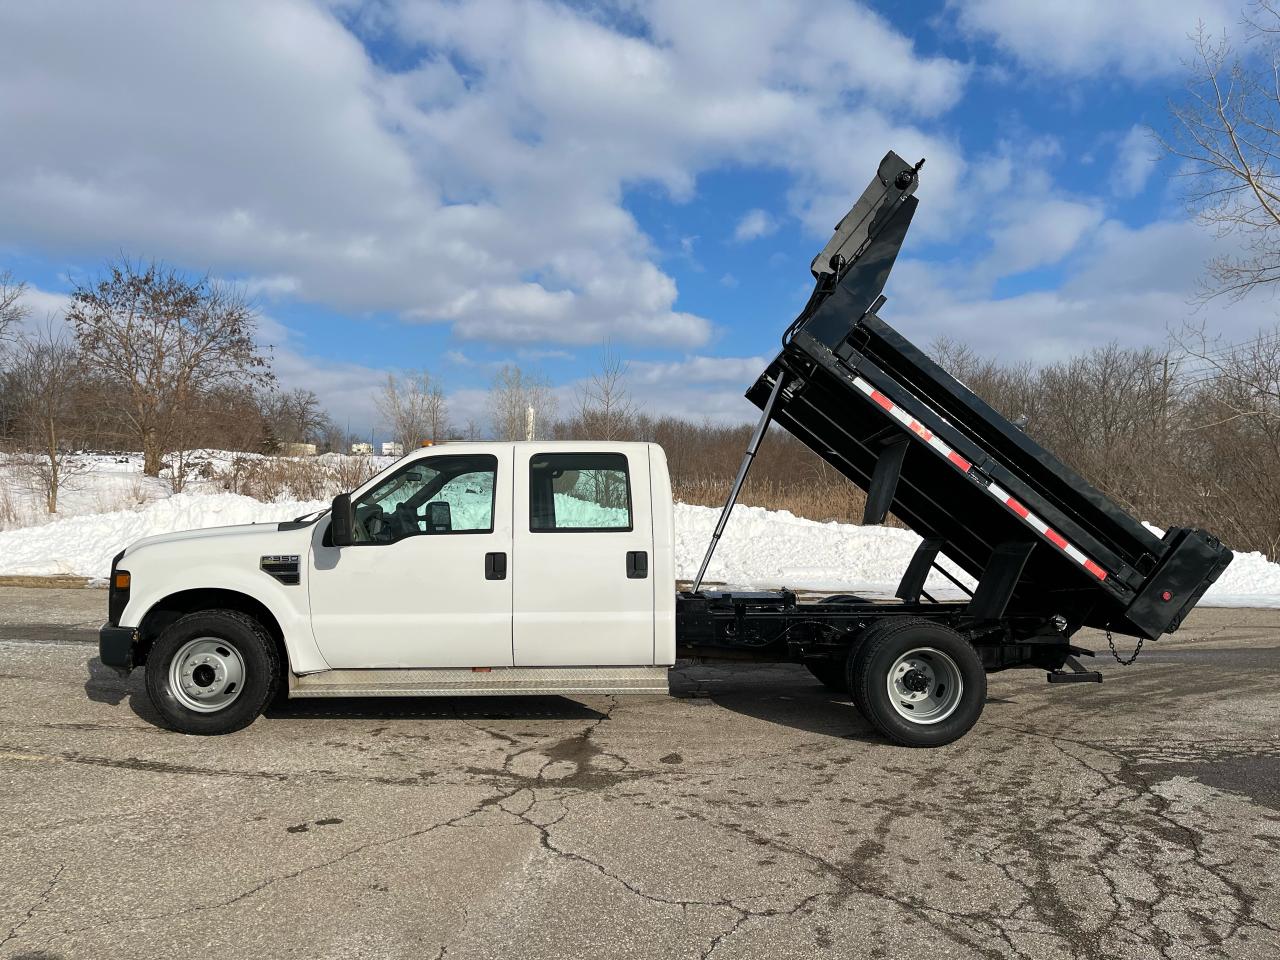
[485,552,507,580]
[626,550,648,579]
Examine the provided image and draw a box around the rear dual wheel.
[847,619,986,747]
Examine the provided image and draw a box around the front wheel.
[144,610,281,735]
[850,619,985,747]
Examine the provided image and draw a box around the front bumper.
[99,624,138,674]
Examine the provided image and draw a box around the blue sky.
[1,0,1269,436]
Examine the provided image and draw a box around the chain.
[1106,624,1144,666]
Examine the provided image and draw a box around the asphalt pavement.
[0,585,1277,959]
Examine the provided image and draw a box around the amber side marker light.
[113,571,131,590]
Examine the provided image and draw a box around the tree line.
[4,259,1280,560]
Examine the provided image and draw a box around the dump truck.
[99,151,1232,746]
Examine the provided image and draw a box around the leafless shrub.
[226,458,326,502]
[328,454,378,492]
[210,454,379,502]
[0,470,21,528]
[673,475,871,525]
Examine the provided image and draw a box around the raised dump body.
[744,151,1232,641]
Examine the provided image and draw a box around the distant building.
[281,442,317,457]
[349,442,374,455]
[381,441,404,457]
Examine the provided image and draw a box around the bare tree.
[264,388,329,447]
[488,365,557,440]
[573,348,635,440]
[67,259,273,475]
[0,269,28,353]
[1162,11,1280,299]
[9,323,87,513]
[374,370,448,450]
[319,418,346,454]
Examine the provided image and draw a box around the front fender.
[121,566,329,674]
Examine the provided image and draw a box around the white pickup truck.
[100,442,678,734]
[98,152,1232,747]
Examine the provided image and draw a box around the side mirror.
[427,500,452,533]
[330,493,355,547]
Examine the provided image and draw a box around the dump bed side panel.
[850,315,1166,569]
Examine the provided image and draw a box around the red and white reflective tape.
[987,483,1108,581]
[852,374,1110,583]
[852,376,972,473]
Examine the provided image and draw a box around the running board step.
[289,665,671,698]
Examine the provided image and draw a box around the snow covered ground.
[0,450,395,530]
[1,451,1278,605]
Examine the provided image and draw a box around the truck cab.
[99,441,676,735]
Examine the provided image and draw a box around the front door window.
[352,454,497,543]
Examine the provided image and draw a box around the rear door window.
[529,453,632,532]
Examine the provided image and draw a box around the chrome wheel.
[169,637,246,713]
[886,647,963,725]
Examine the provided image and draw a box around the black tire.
[849,618,985,748]
[806,660,849,693]
[805,596,868,698]
[846,628,879,720]
[144,609,281,735]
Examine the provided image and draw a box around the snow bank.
[0,490,1277,607]
[1189,548,1280,607]
[674,502,975,597]
[674,503,1280,607]
[0,493,326,578]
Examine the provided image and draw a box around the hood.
[123,521,306,558]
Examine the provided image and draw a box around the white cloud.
[951,0,1237,79]
[733,209,778,243]
[14,284,71,325]
[889,218,1279,362]
[629,355,770,386]
[981,198,1104,280]
[0,0,972,349]
[1112,125,1160,197]
[578,354,770,424]
[242,274,302,299]
[927,138,1106,287]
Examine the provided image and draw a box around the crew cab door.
[308,449,514,668]
[512,446,655,665]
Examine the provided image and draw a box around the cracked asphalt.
[0,585,1278,959]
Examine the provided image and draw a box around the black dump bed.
[746,151,1233,640]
